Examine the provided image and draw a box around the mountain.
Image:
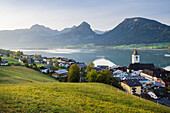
[29,24,59,35]
[0,17,170,48]
[59,25,76,34]
[50,21,97,46]
[0,24,59,48]
[94,17,170,46]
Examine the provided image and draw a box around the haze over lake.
[12,48,170,68]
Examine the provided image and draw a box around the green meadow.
[0,60,169,112]
[0,83,169,113]
[2,57,24,65]
[0,66,57,84]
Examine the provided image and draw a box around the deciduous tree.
[86,69,97,82]
[68,64,80,82]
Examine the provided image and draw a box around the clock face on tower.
[136,56,138,61]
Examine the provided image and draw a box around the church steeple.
[133,49,139,55]
[132,49,140,64]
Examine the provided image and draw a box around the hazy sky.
[0,0,169,31]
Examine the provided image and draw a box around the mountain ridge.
[93,17,170,46]
[0,17,169,48]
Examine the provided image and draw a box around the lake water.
[13,48,170,68]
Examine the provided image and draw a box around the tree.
[96,68,122,89]
[55,63,59,68]
[86,62,94,72]
[35,54,42,58]
[53,58,58,62]
[49,61,53,65]
[86,69,97,82]
[32,63,37,69]
[22,58,28,63]
[0,57,1,63]
[96,74,104,83]
[68,64,80,82]
[14,51,23,57]
[81,67,86,77]
[6,53,10,57]
[9,54,13,58]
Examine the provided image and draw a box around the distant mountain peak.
[30,24,46,29]
[29,24,57,32]
[123,17,160,24]
[81,21,89,25]
[78,21,90,28]
[69,21,96,35]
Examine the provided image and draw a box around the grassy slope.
[0,83,169,113]
[2,57,24,65]
[0,66,57,84]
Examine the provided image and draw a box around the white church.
[127,49,155,75]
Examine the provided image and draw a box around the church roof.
[128,63,155,71]
[132,49,139,55]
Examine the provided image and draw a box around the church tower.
[132,49,140,64]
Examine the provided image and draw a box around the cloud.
[0,0,169,31]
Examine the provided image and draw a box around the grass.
[35,63,47,67]
[0,59,169,112]
[0,66,57,84]
[2,57,47,67]
[0,83,169,113]
[2,57,24,65]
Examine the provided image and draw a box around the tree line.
[68,62,122,89]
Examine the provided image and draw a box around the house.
[42,57,48,62]
[35,57,43,63]
[148,88,168,99]
[111,66,127,72]
[125,76,147,83]
[58,57,67,63]
[113,70,129,80]
[144,81,165,90]
[20,55,34,59]
[97,65,109,71]
[140,68,170,87]
[121,79,142,95]
[77,62,87,70]
[47,60,53,64]
[1,59,8,65]
[52,69,68,78]
[18,58,23,63]
[18,57,33,64]
[40,65,53,73]
[67,59,76,64]
[148,91,158,99]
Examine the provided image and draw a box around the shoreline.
[10,47,169,51]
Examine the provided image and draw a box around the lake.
[13,48,170,68]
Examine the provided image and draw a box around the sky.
[0,0,170,31]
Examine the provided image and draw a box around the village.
[0,49,170,107]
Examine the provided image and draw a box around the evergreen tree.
[68,64,80,82]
